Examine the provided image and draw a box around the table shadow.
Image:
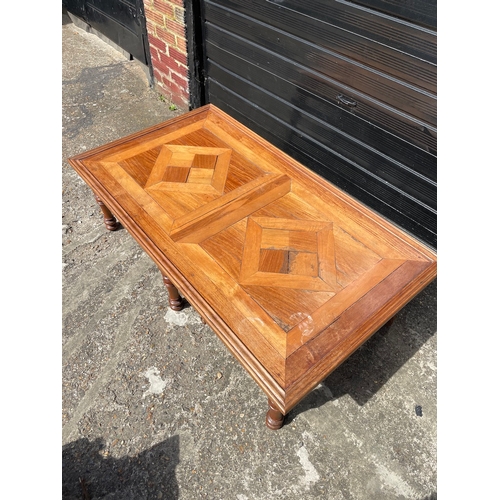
[62,435,180,499]
[285,279,437,424]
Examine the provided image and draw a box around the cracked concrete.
[62,7,437,499]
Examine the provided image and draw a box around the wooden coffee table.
[68,104,437,429]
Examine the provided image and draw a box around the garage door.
[63,0,151,67]
[203,0,437,249]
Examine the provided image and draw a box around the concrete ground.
[62,8,437,500]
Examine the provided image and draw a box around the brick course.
[144,0,189,109]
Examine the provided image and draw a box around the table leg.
[94,194,119,231]
[266,398,285,430]
[384,315,396,328]
[162,274,184,311]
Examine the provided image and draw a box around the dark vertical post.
[186,0,208,109]
[137,0,154,86]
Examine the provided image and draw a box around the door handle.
[337,94,357,108]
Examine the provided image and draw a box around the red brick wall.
[144,0,190,109]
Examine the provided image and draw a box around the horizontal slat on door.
[345,0,437,29]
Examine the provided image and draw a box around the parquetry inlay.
[145,145,232,194]
[240,217,341,292]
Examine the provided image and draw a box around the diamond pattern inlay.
[240,217,341,292]
[145,145,231,194]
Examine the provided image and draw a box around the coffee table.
[68,104,437,429]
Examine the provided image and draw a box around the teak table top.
[69,104,437,423]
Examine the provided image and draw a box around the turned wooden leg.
[162,274,184,311]
[266,398,285,430]
[94,194,119,231]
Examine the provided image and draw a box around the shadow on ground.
[287,279,437,424]
[62,436,180,499]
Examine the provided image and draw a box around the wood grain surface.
[68,104,437,416]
